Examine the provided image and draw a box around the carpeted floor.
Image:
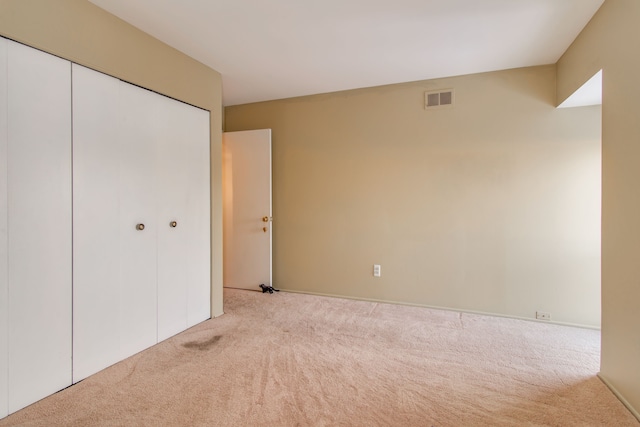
[1,288,637,426]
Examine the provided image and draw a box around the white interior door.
[223,129,272,290]
[119,82,158,358]
[0,37,8,420]
[7,40,72,413]
[72,64,122,382]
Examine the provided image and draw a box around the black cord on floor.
[259,284,279,294]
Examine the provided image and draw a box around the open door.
[223,129,272,290]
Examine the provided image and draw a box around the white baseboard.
[277,288,600,330]
[598,373,640,422]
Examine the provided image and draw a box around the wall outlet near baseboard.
[373,264,381,277]
[536,311,551,321]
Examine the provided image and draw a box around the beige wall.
[226,65,602,327]
[558,0,640,417]
[0,0,224,317]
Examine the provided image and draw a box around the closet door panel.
[119,82,158,357]
[156,97,189,341]
[185,107,211,326]
[0,37,8,420]
[72,64,121,382]
[7,41,72,413]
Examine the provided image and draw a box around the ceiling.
[89,0,604,106]
[558,69,602,108]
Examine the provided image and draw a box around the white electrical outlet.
[373,264,381,277]
[536,311,551,321]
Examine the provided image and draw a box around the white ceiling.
[89,0,604,106]
[558,69,602,108]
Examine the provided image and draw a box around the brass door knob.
[263,227,268,233]
[136,223,145,231]
[262,216,269,222]
[170,221,177,228]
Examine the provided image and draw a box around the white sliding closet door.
[118,82,159,358]
[156,96,190,341]
[184,107,211,327]
[156,97,210,340]
[0,37,8,420]
[73,64,210,382]
[73,67,159,380]
[6,40,72,413]
[72,64,121,382]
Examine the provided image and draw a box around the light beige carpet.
[1,289,637,426]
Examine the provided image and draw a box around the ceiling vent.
[425,89,454,110]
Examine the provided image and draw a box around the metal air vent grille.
[425,89,454,109]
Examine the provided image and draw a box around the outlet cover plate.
[373,264,381,277]
[536,311,551,321]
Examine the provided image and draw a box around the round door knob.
[136,223,145,231]
[262,216,269,222]
[170,221,177,228]
[263,227,268,233]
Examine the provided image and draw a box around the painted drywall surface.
[0,0,223,317]
[558,0,640,416]
[226,65,602,327]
